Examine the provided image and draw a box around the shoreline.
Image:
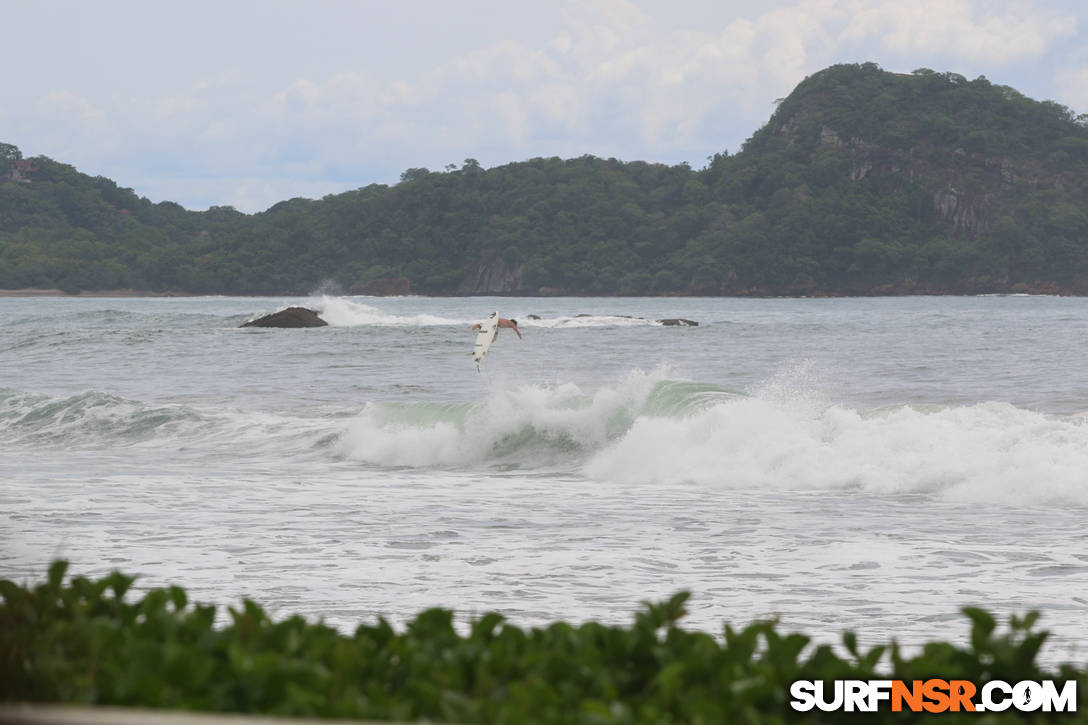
[0,287,1079,299]
[0,288,200,298]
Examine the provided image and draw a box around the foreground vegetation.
[2,562,1084,723]
[2,63,1088,296]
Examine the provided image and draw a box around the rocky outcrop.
[658,318,699,326]
[353,277,411,296]
[458,253,523,294]
[816,125,879,181]
[932,185,991,237]
[779,101,1064,242]
[241,307,327,328]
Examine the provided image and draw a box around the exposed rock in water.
[658,318,698,326]
[241,307,328,328]
[352,277,411,296]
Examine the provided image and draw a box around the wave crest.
[585,397,1088,504]
[337,370,1088,505]
[306,297,672,329]
[310,297,470,327]
[0,389,333,455]
[7,366,1087,505]
[335,370,705,468]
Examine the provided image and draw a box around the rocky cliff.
[457,253,523,295]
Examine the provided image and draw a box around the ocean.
[2,294,1086,663]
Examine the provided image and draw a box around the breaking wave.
[583,398,1088,504]
[335,370,731,468]
[273,297,668,329]
[6,367,1088,505]
[336,370,1088,505]
[310,297,470,327]
[0,389,337,455]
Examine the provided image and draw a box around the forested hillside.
[2,62,1087,296]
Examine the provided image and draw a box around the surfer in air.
[471,316,522,339]
[470,313,521,371]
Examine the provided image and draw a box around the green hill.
[2,62,1087,296]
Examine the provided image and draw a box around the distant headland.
[3,62,1088,297]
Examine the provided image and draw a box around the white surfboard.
[471,312,499,368]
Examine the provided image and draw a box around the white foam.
[520,315,660,329]
[286,298,663,330]
[583,395,1088,505]
[335,370,666,467]
[332,365,1088,505]
[310,296,470,327]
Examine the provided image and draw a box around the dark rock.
[353,277,411,296]
[527,314,541,320]
[458,253,522,294]
[241,307,328,328]
[658,318,699,326]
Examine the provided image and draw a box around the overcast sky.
[5,0,1086,213]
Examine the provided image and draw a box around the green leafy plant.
[1,562,1084,723]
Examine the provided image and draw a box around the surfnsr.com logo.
[790,679,1077,713]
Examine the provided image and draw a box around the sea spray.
[307,296,668,329]
[334,369,673,468]
[310,296,471,327]
[13,374,1087,505]
[333,367,1088,503]
[6,295,1088,668]
[583,395,1088,505]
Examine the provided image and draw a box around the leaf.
[168,585,188,612]
[963,606,996,652]
[1015,631,1049,668]
[47,560,69,590]
[0,579,25,605]
[470,612,504,641]
[662,591,691,625]
[860,645,887,671]
[105,571,136,600]
[1019,611,1041,631]
[11,564,1087,724]
[842,630,858,658]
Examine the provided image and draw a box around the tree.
[399,168,430,183]
[0,143,21,162]
[4,64,1088,296]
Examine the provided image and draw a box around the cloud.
[128,174,351,215]
[7,0,1084,212]
[19,92,122,164]
[207,0,1082,206]
[839,0,1076,66]
[1054,64,1088,114]
[41,91,108,124]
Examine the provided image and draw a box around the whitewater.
[1,294,1087,662]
